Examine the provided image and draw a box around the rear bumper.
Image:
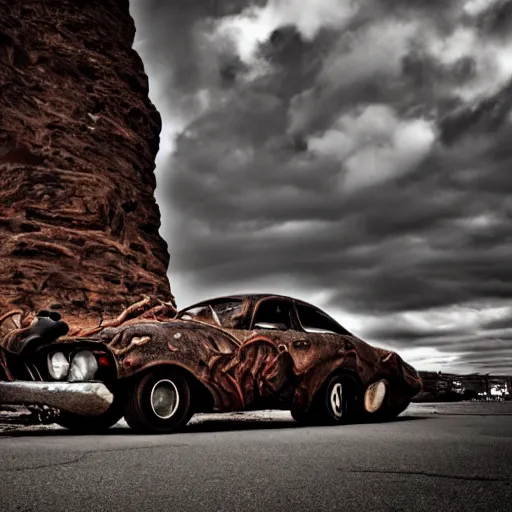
[0,381,113,416]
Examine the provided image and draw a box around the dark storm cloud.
[477,0,512,36]
[131,0,270,122]
[483,314,512,331]
[131,0,512,373]
[439,80,512,144]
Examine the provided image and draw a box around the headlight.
[69,351,98,382]
[47,352,70,380]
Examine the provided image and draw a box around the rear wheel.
[364,379,388,414]
[124,368,193,434]
[363,379,409,422]
[297,373,362,426]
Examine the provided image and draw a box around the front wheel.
[124,368,193,434]
[57,399,124,433]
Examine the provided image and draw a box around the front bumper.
[0,381,113,417]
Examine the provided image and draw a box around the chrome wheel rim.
[330,382,343,419]
[150,379,180,419]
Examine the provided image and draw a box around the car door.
[291,302,354,376]
[233,297,310,407]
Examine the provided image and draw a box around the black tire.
[56,386,125,433]
[381,403,409,421]
[310,372,362,425]
[362,379,412,422]
[290,409,314,425]
[124,368,193,434]
[362,378,389,422]
[56,401,124,433]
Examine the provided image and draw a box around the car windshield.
[178,300,244,329]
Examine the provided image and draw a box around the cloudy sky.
[129,0,512,374]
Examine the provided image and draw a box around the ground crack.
[0,442,191,473]
[340,468,510,483]
[0,454,88,473]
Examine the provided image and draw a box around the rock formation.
[0,0,173,328]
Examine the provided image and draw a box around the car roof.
[179,293,353,336]
[180,293,322,311]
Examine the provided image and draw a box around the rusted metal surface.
[0,381,113,416]
[0,294,422,417]
[0,295,176,356]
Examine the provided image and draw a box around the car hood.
[92,318,240,354]
[0,312,241,357]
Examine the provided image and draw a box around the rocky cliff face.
[0,0,173,327]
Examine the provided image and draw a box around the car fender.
[100,320,242,411]
[292,352,360,412]
[292,341,421,413]
[124,360,217,413]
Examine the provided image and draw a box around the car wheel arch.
[318,367,363,397]
[123,362,216,414]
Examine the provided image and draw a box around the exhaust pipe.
[0,381,113,416]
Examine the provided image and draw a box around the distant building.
[414,372,512,402]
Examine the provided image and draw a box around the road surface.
[1,403,511,512]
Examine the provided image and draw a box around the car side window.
[252,300,292,330]
[179,300,244,329]
[212,301,244,329]
[296,304,351,335]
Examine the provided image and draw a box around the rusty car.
[0,294,422,434]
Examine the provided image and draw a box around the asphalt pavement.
[1,403,511,512]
